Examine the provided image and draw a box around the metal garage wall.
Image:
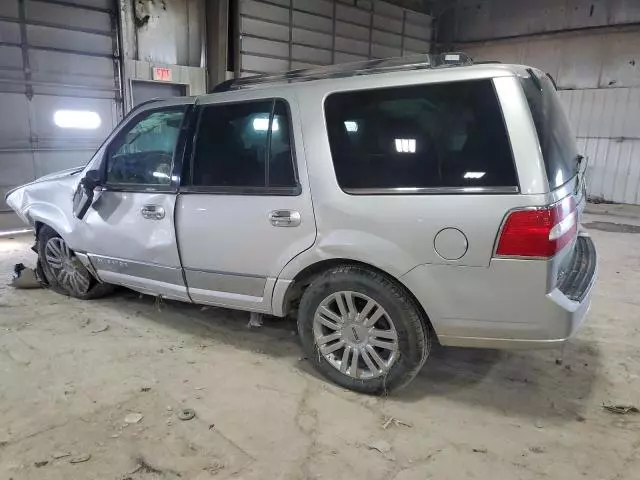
[443,0,640,204]
[0,0,120,226]
[237,0,432,76]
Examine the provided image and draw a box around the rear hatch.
[518,70,594,301]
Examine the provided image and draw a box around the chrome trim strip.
[74,252,102,281]
[184,267,266,279]
[342,186,520,195]
[185,270,266,297]
[88,254,183,285]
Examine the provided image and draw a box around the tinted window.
[191,100,296,189]
[324,80,517,192]
[106,108,185,185]
[520,73,579,189]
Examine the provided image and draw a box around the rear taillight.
[496,197,577,258]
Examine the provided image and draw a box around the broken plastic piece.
[10,263,42,289]
[248,312,263,328]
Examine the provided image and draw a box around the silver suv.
[6,54,597,394]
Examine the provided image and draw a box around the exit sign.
[152,67,172,82]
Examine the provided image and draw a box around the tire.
[37,225,113,300]
[297,265,430,394]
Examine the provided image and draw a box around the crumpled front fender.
[5,176,77,240]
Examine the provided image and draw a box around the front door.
[77,104,191,301]
[176,97,316,312]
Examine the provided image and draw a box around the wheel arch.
[274,257,436,338]
[28,204,73,241]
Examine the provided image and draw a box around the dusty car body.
[6,54,597,393]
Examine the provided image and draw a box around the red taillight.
[496,197,577,258]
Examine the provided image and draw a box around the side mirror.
[72,170,101,220]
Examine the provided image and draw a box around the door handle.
[141,205,165,220]
[269,210,301,227]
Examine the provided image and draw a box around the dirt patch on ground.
[1,207,639,479]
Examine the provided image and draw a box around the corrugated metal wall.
[0,0,120,229]
[238,0,433,76]
[561,88,640,205]
[444,0,640,204]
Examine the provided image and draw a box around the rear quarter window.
[520,74,579,190]
[324,79,517,193]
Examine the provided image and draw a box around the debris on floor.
[90,324,109,334]
[10,263,42,289]
[124,413,144,424]
[366,439,392,454]
[69,453,91,464]
[382,416,412,429]
[247,312,263,328]
[602,404,640,415]
[177,408,196,421]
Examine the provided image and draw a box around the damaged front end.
[4,166,84,232]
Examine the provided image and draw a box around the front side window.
[106,108,186,186]
[191,99,297,190]
[324,79,517,192]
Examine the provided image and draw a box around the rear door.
[176,96,316,312]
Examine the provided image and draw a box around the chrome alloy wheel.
[312,291,399,379]
[44,237,91,296]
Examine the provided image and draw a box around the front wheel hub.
[44,237,92,295]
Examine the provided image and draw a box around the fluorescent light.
[53,110,101,129]
[253,117,279,132]
[0,228,32,237]
[463,171,486,179]
[152,171,170,179]
[344,121,358,132]
[395,138,416,153]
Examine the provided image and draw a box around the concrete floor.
[1,204,639,480]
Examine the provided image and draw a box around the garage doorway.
[0,0,121,232]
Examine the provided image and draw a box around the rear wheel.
[298,265,430,394]
[38,225,113,299]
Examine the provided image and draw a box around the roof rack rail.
[213,52,472,93]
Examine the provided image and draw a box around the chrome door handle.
[269,210,301,227]
[141,205,165,220]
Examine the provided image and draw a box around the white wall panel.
[238,0,431,75]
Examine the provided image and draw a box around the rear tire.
[297,265,430,394]
[37,225,113,300]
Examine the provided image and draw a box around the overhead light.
[53,110,101,129]
[344,121,358,132]
[253,117,279,132]
[152,171,170,179]
[464,171,486,179]
[395,138,416,153]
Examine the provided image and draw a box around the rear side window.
[324,79,517,193]
[190,99,297,191]
[520,73,579,190]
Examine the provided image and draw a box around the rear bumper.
[401,235,597,349]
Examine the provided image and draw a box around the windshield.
[520,72,579,190]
